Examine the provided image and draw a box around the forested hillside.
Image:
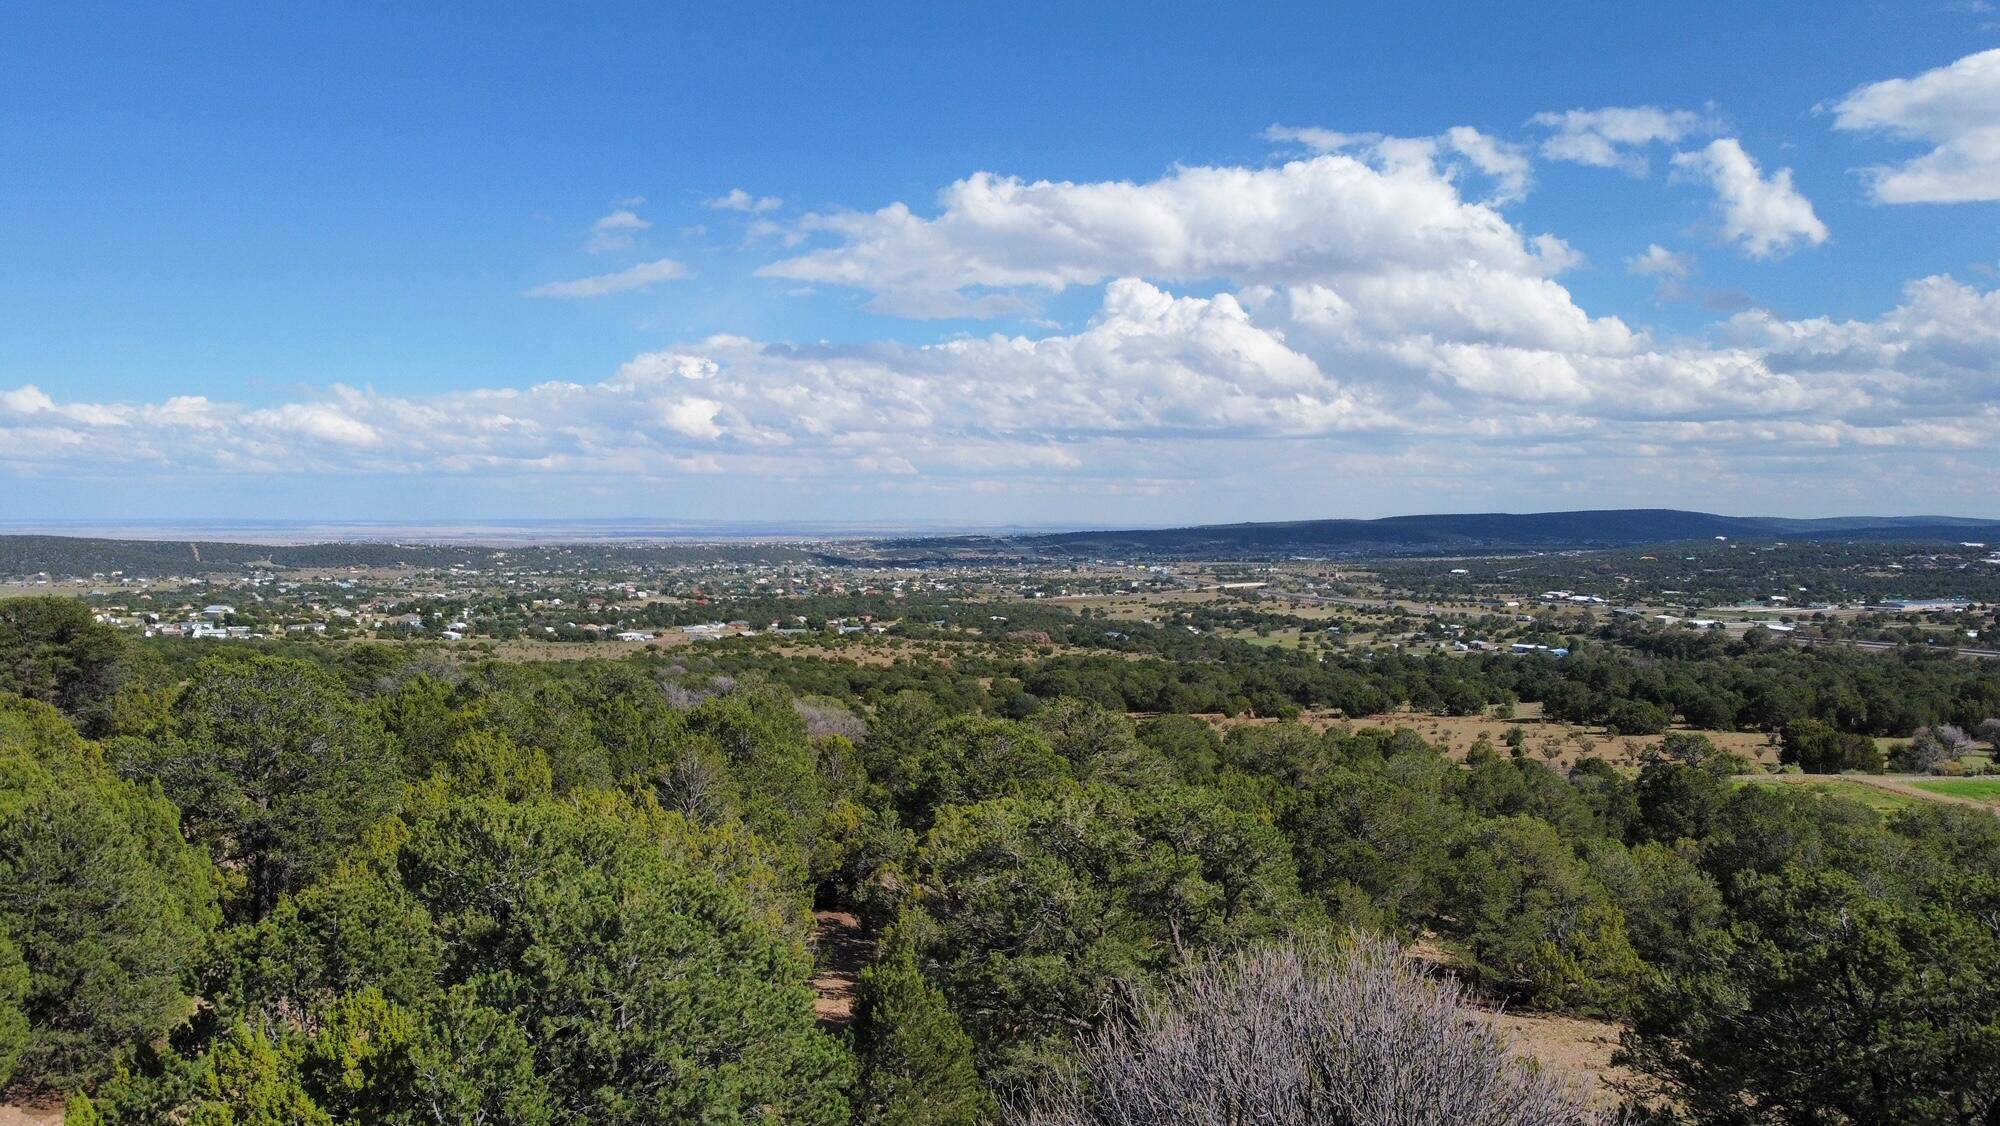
[0,536,488,577]
[887,509,2000,561]
[1,596,1997,1123]
[0,536,823,580]
[13,506,2000,581]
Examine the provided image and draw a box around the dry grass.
[1355,711,1783,770]
[1193,705,1785,771]
[1405,940,1630,1109]
[1476,1008,1631,1110]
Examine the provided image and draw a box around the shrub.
[1604,699,1670,737]
[1013,936,1605,1126]
[0,699,218,1093]
[1895,724,1972,773]
[1779,718,1883,774]
[852,948,997,1126]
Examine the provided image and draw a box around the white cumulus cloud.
[1264,124,1533,203]
[760,153,1572,317]
[1628,244,1693,278]
[1672,139,1829,259]
[1833,48,2000,203]
[13,144,2000,513]
[9,270,1996,505]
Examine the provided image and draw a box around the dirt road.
[1742,771,1998,812]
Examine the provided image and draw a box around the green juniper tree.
[851,946,996,1126]
[118,653,401,919]
[0,697,218,1093]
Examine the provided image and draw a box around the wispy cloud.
[1529,106,1712,176]
[1628,244,1693,278]
[588,203,653,253]
[1262,124,1371,152]
[707,188,783,213]
[526,257,686,298]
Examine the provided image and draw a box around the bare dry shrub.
[372,651,466,695]
[660,682,703,711]
[1013,935,1608,1126]
[793,697,868,741]
[652,741,737,824]
[658,673,738,711]
[1901,723,1975,773]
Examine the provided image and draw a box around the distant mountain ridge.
[884,509,2000,560]
[4,510,2000,576]
[0,535,484,577]
[0,535,816,578]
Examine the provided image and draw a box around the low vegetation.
[1910,777,2000,802]
[2,579,1997,1124]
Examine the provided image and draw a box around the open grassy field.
[1352,707,1784,769]
[1908,778,2000,804]
[1204,709,1991,819]
[1736,775,1930,814]
[1204,704,1787,770]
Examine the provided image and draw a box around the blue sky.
[3,2,1998,527]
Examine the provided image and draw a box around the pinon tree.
[1779,716,1883,774]
[84,794,855,1125]
[910,784,1314,1084]
[117,653,401,919]
[0,696,218,1095]
[1622,867,2000,1125]
[0,596,128,737]
[0,933,26,1091]
[851,945,997,1126]
[1435,816,1643,1016]
[373,795,854,1123]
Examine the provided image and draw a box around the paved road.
[1788,634,2000,660]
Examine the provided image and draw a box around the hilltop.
[7,509,2000,578]
[881,509,2000,561]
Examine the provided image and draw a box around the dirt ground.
[1476,1007,1632,1109]
[1198,703,1787,771]
[483,636,693,661]
[1352,709,1784,770]
[811,910,872,1031]
[1405,940,1631,1107]
[0,1103,63,1126]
